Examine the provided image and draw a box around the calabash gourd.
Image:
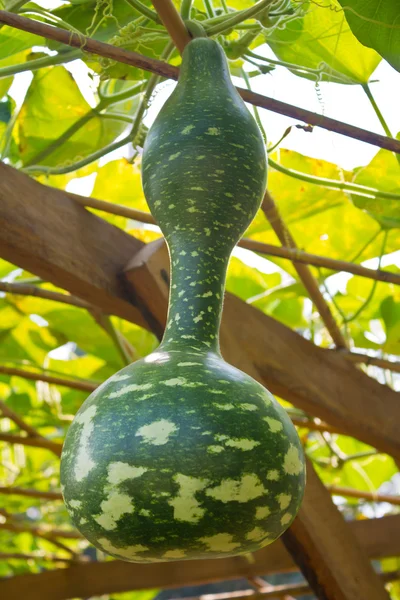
[60,38,305,563]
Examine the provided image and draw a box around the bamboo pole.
[0,11,399,152]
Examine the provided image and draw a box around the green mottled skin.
[60,38,305,563]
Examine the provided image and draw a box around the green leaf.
[352,144,400,229]
[91,158,150,213]
[226,255,282,301]
[267,0,381,83]
[336,0,400,73]
[380,296,400,354]
[17,66,127,167]
[0,27,43,58]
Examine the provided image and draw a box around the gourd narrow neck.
[159,238,230,354]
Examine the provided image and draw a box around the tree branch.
[0,11,399,152]
[0,486,63,501]
[0,432,63,455]
[0,366,98,392]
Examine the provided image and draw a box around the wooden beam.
[124,240,400,460]
[281,460,389,600]
[0,514,397,600]
[0,162,147,326]
[1,165,400,456]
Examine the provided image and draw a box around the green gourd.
[60,37,305,563]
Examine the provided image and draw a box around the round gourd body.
[61,350,305,562]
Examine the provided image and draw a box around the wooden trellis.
[0,2,399,599]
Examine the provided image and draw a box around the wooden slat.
[0,514,398,600]
[1,167,399,455]
[124,240,400,460]
[281,460,389,599]
[0,162,146,326]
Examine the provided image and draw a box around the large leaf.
[91,158,150,212]
[17,66,128,167]
[267,0,381,83]
[352,143,400,229]
[0,27,43,59]
[380,296,400,355]
[336,0,400,73]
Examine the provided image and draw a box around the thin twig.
[0,11,399,152]
[0,521,82,540]
[328,485,400,506]
[0,366,98,392]
[262,191,348,349]
[333,350,400,374]
[0,281,92,309]
[0,399,44,438]
[0,486,63,500]
[0,432,63,455]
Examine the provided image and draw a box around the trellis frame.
[0,3,399,599]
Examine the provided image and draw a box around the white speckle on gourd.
[169,152,181,160]
[267,470,280,481]
[98,538,148,559]
[205,474,266,503]
[241,403,258,411]
[163,377,187,386]
[280,513,292,526]
[255,506,271,519]
[214,403,234,410]
[107,462,147,485]
[283,445,303,475]
[74,405,97,482]
[277,493,291,510]
[109,373,131,382]
[207,445,225,454]
[69,499,82,509]
[136,420,178,446]
[224,438,260,451]
[199,533,240,552]
[95,491,135,530]
[264,417,283,433]
[163,549,187,558]
[168,473,209,523]
[181,125,194,134]
[246,526,268,541]
[177,362,202,366]
[108,383,153,399]
[193,312,204,323]
[205,127,220,136]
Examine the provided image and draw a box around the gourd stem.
[268,156,400,201]
[124,0,162,23]
[159,240,230,355]
[362,83,393,138]
[180,0,193,19]
[206,0,274,36]
[0,49,81,78]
